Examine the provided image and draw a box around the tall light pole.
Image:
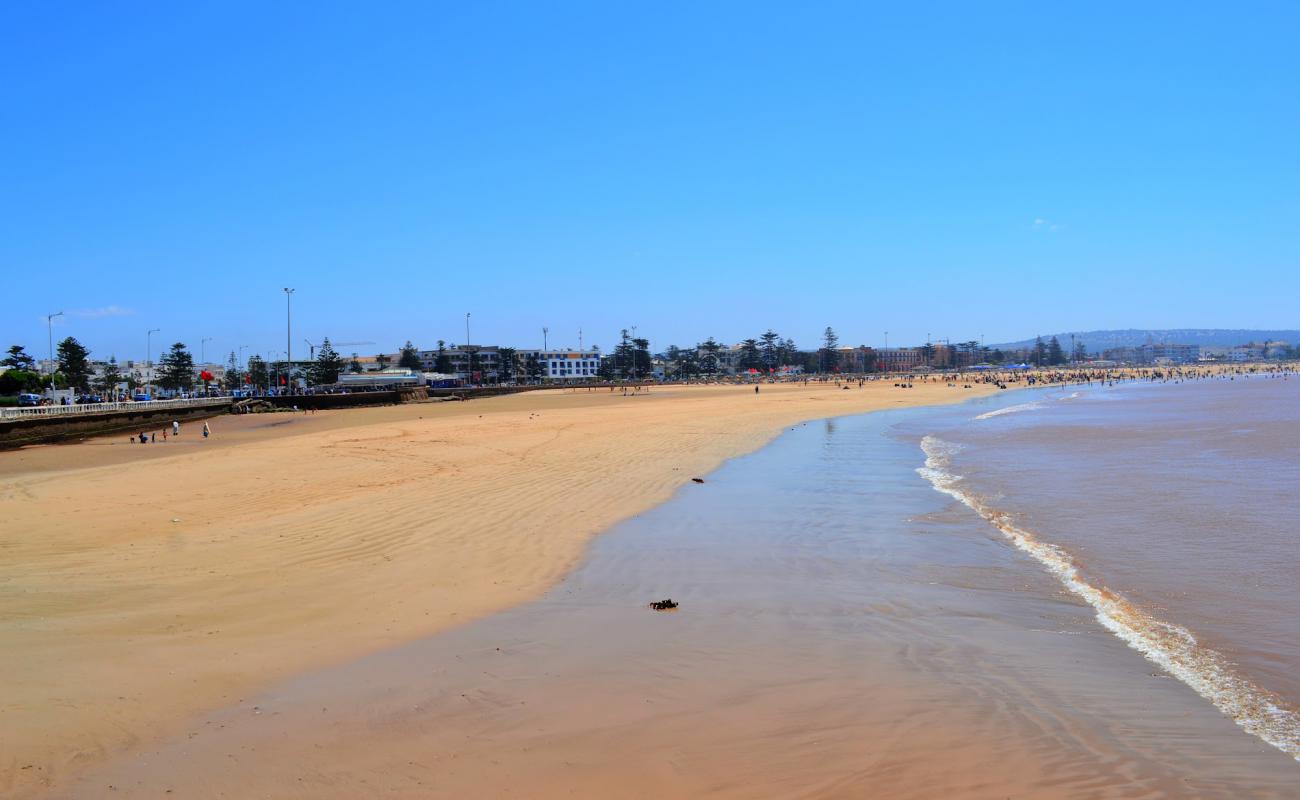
[542,326,548,353]
[465,312,472,382]
[200,337,212,365]
[283,287,295,361]
[147,328,160,396]
[884,330,888,373]
[238,345,249,371]
[46,311,64,386]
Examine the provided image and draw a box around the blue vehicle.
[18,393,43,407]
[132,393,152,402]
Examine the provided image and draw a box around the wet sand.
[58,395,1298,798]
[0,380,994,797]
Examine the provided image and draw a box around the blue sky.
[2,2,1297,363]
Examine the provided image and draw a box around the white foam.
[972,401,1044,421]
[917,435,1300,761]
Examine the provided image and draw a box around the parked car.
[18,393,43,407]
[132,393,151,402]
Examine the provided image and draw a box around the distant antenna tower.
[579,327,583,351]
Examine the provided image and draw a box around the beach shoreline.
[50,375,1300,799]
[1,379,1001,797]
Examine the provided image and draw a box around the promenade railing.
[0,396,231,421]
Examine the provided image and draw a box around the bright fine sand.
[0,380,995,797]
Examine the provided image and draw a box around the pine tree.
[3,345,36,370]
[739,339,762,371]
[1047,336,1064,366]
[698,338,722,375]
[311,338,345,385]
[820,327,840,372]
[247,356,270,390]
[348,353,363,373]
[157,343,195,391]
[95,356,123,395]
[497,347,517,383]
[434,340,452,373]
[398,341,421,370]
[759,330,780,371]
[778,338,798,369]
[57,336,92,391]
[224,352,243,390]
[375,353,391,370]
[1032,336,1048,366]
[632,338,652,378]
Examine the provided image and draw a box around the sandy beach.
[0,380,996,797]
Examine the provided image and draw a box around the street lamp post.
[147,328,160,397]
[46,311,64,388]
[200,337,212,365]
[884,330,888,374]
[283,288,295,392]
[465,312,472,383]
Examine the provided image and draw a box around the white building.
[522,349,602,381]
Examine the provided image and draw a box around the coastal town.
[3,327,1296,406]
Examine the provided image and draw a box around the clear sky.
[3,2,1296,363]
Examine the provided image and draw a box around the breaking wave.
[917,435,1300,761]
[973,401,1044,420]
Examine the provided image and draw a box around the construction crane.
[304,340,376,359]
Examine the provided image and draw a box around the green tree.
[1047,336,1065,366]
[247,355,269,390]
[1071,339,1087,363]
[348,353,363,373]
[777,338,798,369]
[398,341,421,370]
[223,352,244,390]
[3,345,36,371]
[57,336,92,391]
[738,338,762,371]
[632,338,652,378]
[434,340,452,373]
[698,338,722,375]
[525,352,543,382]
[497,347,518,383]
[1032,336,1048,366]
[0,369,44,395]
[759,330,780,371]
[311,338,345,385]
[820,327,840,373]
[375,353,392,370]
[95,356,123,395]
[157,343,195,391]
[611,330,636,378]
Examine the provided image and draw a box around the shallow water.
[912,373,1300,761]
[72,381,1299,798]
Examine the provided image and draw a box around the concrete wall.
[0,402,232,449]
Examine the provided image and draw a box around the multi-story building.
[521,349,602,381]
[834,346,878,373]
[877,348,925,372]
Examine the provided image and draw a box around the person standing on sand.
[754,385,759,394]
[202,421,210,439]
[172,420,180,437]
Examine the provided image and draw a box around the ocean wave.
[917,435,1300,761]
[972,401,1044,421]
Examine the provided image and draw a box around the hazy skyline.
[3,3,1297,361]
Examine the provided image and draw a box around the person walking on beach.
[202,421,210,439]
[754,385,759,394]
[172,420,180,437]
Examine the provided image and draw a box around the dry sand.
[0,379,996,797]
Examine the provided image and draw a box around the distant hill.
[991,329,1300,353]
